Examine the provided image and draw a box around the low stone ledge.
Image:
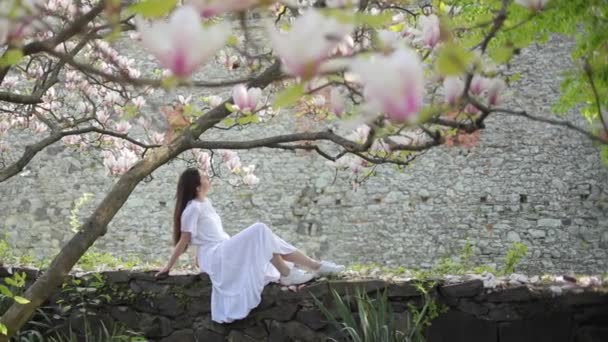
[1,267,607,341]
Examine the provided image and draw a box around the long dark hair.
[173,168,201,246]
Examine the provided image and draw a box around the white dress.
[181,198,297,323]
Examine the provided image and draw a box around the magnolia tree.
[0,0,607,337]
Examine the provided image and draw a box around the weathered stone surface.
[154,294,185,317]
[267,320,328,342]
[498,314,572,342]
[482,286,532,303]
[160,329,195,342]
[4,268,608,342]
[139,313,172,338]
[194,328,225,342]
[110,306,140,330]
[439,280,484,298]
[296,308,328,330]
[427,311,497,342]
[227,330,263,342]
[253,302,299,322]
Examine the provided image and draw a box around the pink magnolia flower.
[465,104,480,114]
[487,78,506,106]
[225,156,241,173]
[515,0,549,11]
[193,150,211,172]
[132,96,146,109]
[137,117,151,130]
[208,95,223,107]
[419,14,440,48]
[103,149,139,176]
[443,77,464,105]
[150,132,166,145]
[242,164,255,175]
[330,87,346,117]
[114,121,131,134]
[136,5,229,77]
[232,84,262,112]
[470,75,489,96]
[243,173,260,186]
[332,35,355,56]
[377,30,401,51]
[267,10,353,78]
[104,91,121,106]
[96,110,110,125]
[188,0,259,18]
[311,95,326,108]
[32,121,47,134]
[350,47,424,122]
[0,120,11,133]
[217,150,238,162]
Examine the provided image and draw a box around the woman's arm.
[155,232,191,277]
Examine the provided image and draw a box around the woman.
[156,168,344,323]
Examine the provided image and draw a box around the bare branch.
[0,92,43,104]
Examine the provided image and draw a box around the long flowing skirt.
[197,222,297,323]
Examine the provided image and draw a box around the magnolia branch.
[0,2,105,83]
[583,60,607,134]
[0,127,157,182]
[496,108,608,144]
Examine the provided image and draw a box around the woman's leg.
[271,253,291,276]
[282,250,321,271]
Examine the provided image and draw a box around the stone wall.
[0,18,607,274]
[2,267,607,342]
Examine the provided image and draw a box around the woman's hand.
[155,265,170,278]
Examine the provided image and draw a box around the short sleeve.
[180,204,198,233]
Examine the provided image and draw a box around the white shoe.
[279,268,315,286]
[315,261,345,276]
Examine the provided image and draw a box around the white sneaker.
[315,261,345,276]
[279,268,315,286]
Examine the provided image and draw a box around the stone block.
[194,328,225,342]
[498,314,572,342]
[295,308,328,330]
[439,280,483,298]
[154,294,185,317]
[483,286,532,303]
[160,329,195,342]
[426,310,497,342]
[139,313,173,338]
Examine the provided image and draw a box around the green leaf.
[221,117,235,127]
[0,323,7,335]
[161,75,179,89]
[0,49,24,67]
[14,296,30,304]
[226,35,239,47]
[436,43,472,76]
[4,277,17,287]
[272,83,305,108]
[237,115,259,125]
[121,104,139,121]
[601,146,608,166]
[388,22,405,32]
[356,12,393,28]
[126,0,177,18]
[225,103,237,113]
[490,45,514,64]
[0,284,12,297]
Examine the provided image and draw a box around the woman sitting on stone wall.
[155,168,344,323]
